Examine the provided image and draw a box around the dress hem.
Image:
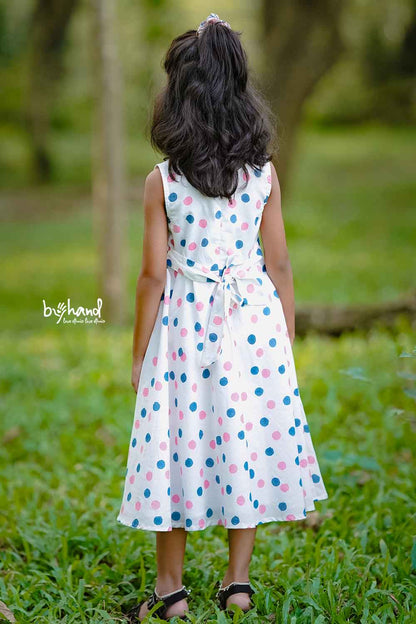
[115,493,329,532]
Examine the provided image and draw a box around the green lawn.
[1,125,415,622]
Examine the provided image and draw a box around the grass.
[0,125,416,622]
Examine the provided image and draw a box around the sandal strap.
[216,581,254,609]
[147,585,191,617]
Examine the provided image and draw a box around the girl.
[117,13,328,622]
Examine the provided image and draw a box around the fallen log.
[295,289,416,336]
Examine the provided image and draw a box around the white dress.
[116,159,328,531]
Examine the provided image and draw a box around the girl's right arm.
[259,162,295,345]
[131,168,168,393]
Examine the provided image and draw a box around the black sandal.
[216,580,255,613]
[126,584,191,622]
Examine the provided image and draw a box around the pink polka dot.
[280,483,289,492]
[237,495,245,505]
[184,196,193,205]
[229,464,238,473]
[256,348,264,357]
[300,459,308,467]
[188,440,196,449]
[308,456,316,464]
[179,410,184,420]
[259,504,266,514]
[199,519,205,528]
[256,199,262,209]
[276,323,281,332]
[224,361,232,370]
[272,430,281,440]
[173,224,181,232]
[257,479,265,488]
[135,501,141,510]
[167,175,174,182]
[231,392,239,401]
[129,475,135,484]
[241,222,249,230]
[199,218,207,228]
[172,494,180,503]
[199,410,207,419]
[188,242,196,251]
[209,439,216,449]
[228,198,236,208]
[262,368,271,378]
[241,392,248,401]
[134,419,140,429]
[180,353,186,361]
[185,500,193,509]
[267,400,276,409]
[192,382,197,392]
[250,452,258,461]
[196,301,204,311]
[204,479,210,488]
[286,514,296,521]
[213,315,222,325]
[245,422,253,431]
[223,432,230,442]
[155,381,162,390]
[160,441,167,451]
[177,298,182,307]
[146,471,153,481]
[152,357,158,366]
[143,387,149,397]
[278,461,286,470]
[151,500,160,509]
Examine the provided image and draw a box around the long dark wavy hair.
[149,19,277,200]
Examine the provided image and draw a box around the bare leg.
[138,528,189,620]
[220,527,257,611]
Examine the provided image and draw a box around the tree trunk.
[26,0,78,183]
[92,0,126,325]
[260,0,345,194]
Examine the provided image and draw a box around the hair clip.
[196,12,231,37]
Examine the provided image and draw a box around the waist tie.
[166,246,269,367]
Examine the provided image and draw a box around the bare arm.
[131,167,168,392]
[259,162,295,345]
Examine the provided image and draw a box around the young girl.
[117,13,328,622]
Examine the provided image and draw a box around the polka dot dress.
[116,159,328,532]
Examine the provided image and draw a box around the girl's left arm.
[131,167,168,393]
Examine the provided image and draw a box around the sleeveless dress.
[116,159,328,532]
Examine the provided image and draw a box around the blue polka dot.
[260,417,269,426]
[263,306,271,315]
[230,214,237,223]
[251,366,259,375]
[215,210,222,219]
[186,292,195,302]
[255,387,264,396]
[231,515,240,525]
[173,452,179,462]
[278,365,285,374]
[157,460,165,469]
[227,408,235,417]
[265,447,274,456]
[144,488,151,498]
[294,388,299,396]
[180,239,186,247]
[206,457,214,467]
[288,427,296,436]
[202,368,210,378]
[278,502,287,511]
[186,518,192,527]
[141,408,146,417]
[145,433,151,442]
[186,214,194,223]
[236,240,243,249]
[197,486,203,496]
[127,492,131,501]
[269,338,277,347]
[194,321,201,331]
[304,424,310,433]
[241,193,250,203]
[185,458,193,467]
[201,237,208,246]
[272,477,280,486]
[206,508,213,517]
[162,315,168,325]
[180,372,187,382]
[153,516,163,525]
[132,519,139,527]
[136,463,141,472]
[209,332,218,342]
[312,474,321,483]
[283,395,291,405]
[226,484,232,494]
[168,193,177,202]
[247,334,256,344]
[219,377,228,386]
[153,401,160,411]
[132,438,137,447]
[238,430,245,439]
[171,511,181,521]
[190,401,197,411]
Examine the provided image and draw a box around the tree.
[260,0,345,194]
[92,0,126,325]
[26,0,78,182]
